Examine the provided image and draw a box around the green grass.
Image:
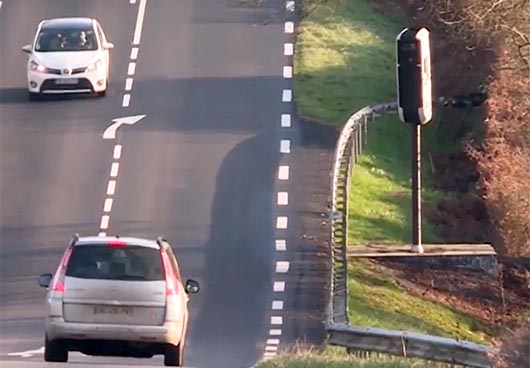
[255,347,453,368]
[348,259,495,344]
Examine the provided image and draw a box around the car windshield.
[35,28,98,52]
[65,244,164,281]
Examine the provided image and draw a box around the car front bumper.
[27,69,107,94]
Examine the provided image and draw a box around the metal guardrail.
[328,101,398,325]
[327,101,496,367]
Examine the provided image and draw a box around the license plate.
[55,78,78,85]
[93,305,133,315]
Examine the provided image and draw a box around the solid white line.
[100,215,110,230]
[281,114,291,127]
[103,198,113,212]
[285,21,294,33]
[107,180,117,195]
[278,166,290,180]
[128,63,136,75]
[7,347,44,357]
[282,89,292,102]
[273,281,285,292]
[276,216,288,229]
[272,300,284,310]
[98,232,106,237]
[276,261,290,273]
[122,94,131,107]
[125,78,134,91]
[286,0,295,11]
[265,346,278,352]
[0,2,3,12]
[267,338,281,345]
[269,329,282,336]
[133,0,148,45]
[275,239,286,251]
[284,43,293,56]
[110,162,120,177]
[271,316,283,325]
[113,145,122,159]
[283,66,293,79]
[277,192,288,206]
[130,47,139,60]
[280,139,291,153]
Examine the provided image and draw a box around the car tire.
[44,336,68,362]
[164,343,183,366]
[96,89,107,97]
[28,92,40,101]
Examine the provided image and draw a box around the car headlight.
[86,59,103,72]
[30,60,47,73]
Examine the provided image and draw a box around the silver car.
[38,234,199,366]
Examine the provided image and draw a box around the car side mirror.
[38,273,53,288]
[185,279,200,294]
[22,44,32,53]
[104,42,114,50]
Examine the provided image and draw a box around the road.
[0,0,300,366]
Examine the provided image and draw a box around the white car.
[22,17,114,100]
[38,235,199,366]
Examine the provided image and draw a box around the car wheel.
[164,343,183,366]
[44,336,68,362]
[28,92,40,101]
[97,89,107,97]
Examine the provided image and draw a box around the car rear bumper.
[45,317,183,346]
[27,69,107,94]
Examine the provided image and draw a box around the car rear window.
[65,244,164,281]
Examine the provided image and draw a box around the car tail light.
[160,250,179,296]
[51,246,73,292]
[108,240,126,248]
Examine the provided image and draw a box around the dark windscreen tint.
[35,27,98,52]
[66,245,164,281]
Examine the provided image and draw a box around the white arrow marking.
[103,114,146,139]
[8,346,44,357]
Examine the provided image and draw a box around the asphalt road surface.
[0,0,297,366]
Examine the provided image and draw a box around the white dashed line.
[128,62,136,75]
[285,21,294,33]
[98,232,106,237]
[283,66,293,79]
[103,198,113,213]
[281,114,291,127]
[130,0,136,3]
[286,0,295,11]
[275,239,287,251]
[277,192,288,206]
[100,215,110,230]
[110,162,120,177]
[284,43,294,56]
[273,281,285,292]
[269,329,282,336]
[282,89,292,102]
[130,47,139,60]
[265,346,278,352]
[125,78,134,91]
[278,166,290,180]
[107,180,117,195]
[271,316,283,325]
[272,300,284,310]
[280,139,291,153]
[276,261,290,273]
[267,338,281,345]
[0,2,3,12]
[276,216,288,229]
[133,0,148,45]
[113,145,122,159]
[122,94,131,107]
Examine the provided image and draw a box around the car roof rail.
[156,236,168,248]
[70,233,80,246]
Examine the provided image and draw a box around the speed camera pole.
[396,27,433,253]
[411,123,421,247]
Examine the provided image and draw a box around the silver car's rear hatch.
[62,243,166,325]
